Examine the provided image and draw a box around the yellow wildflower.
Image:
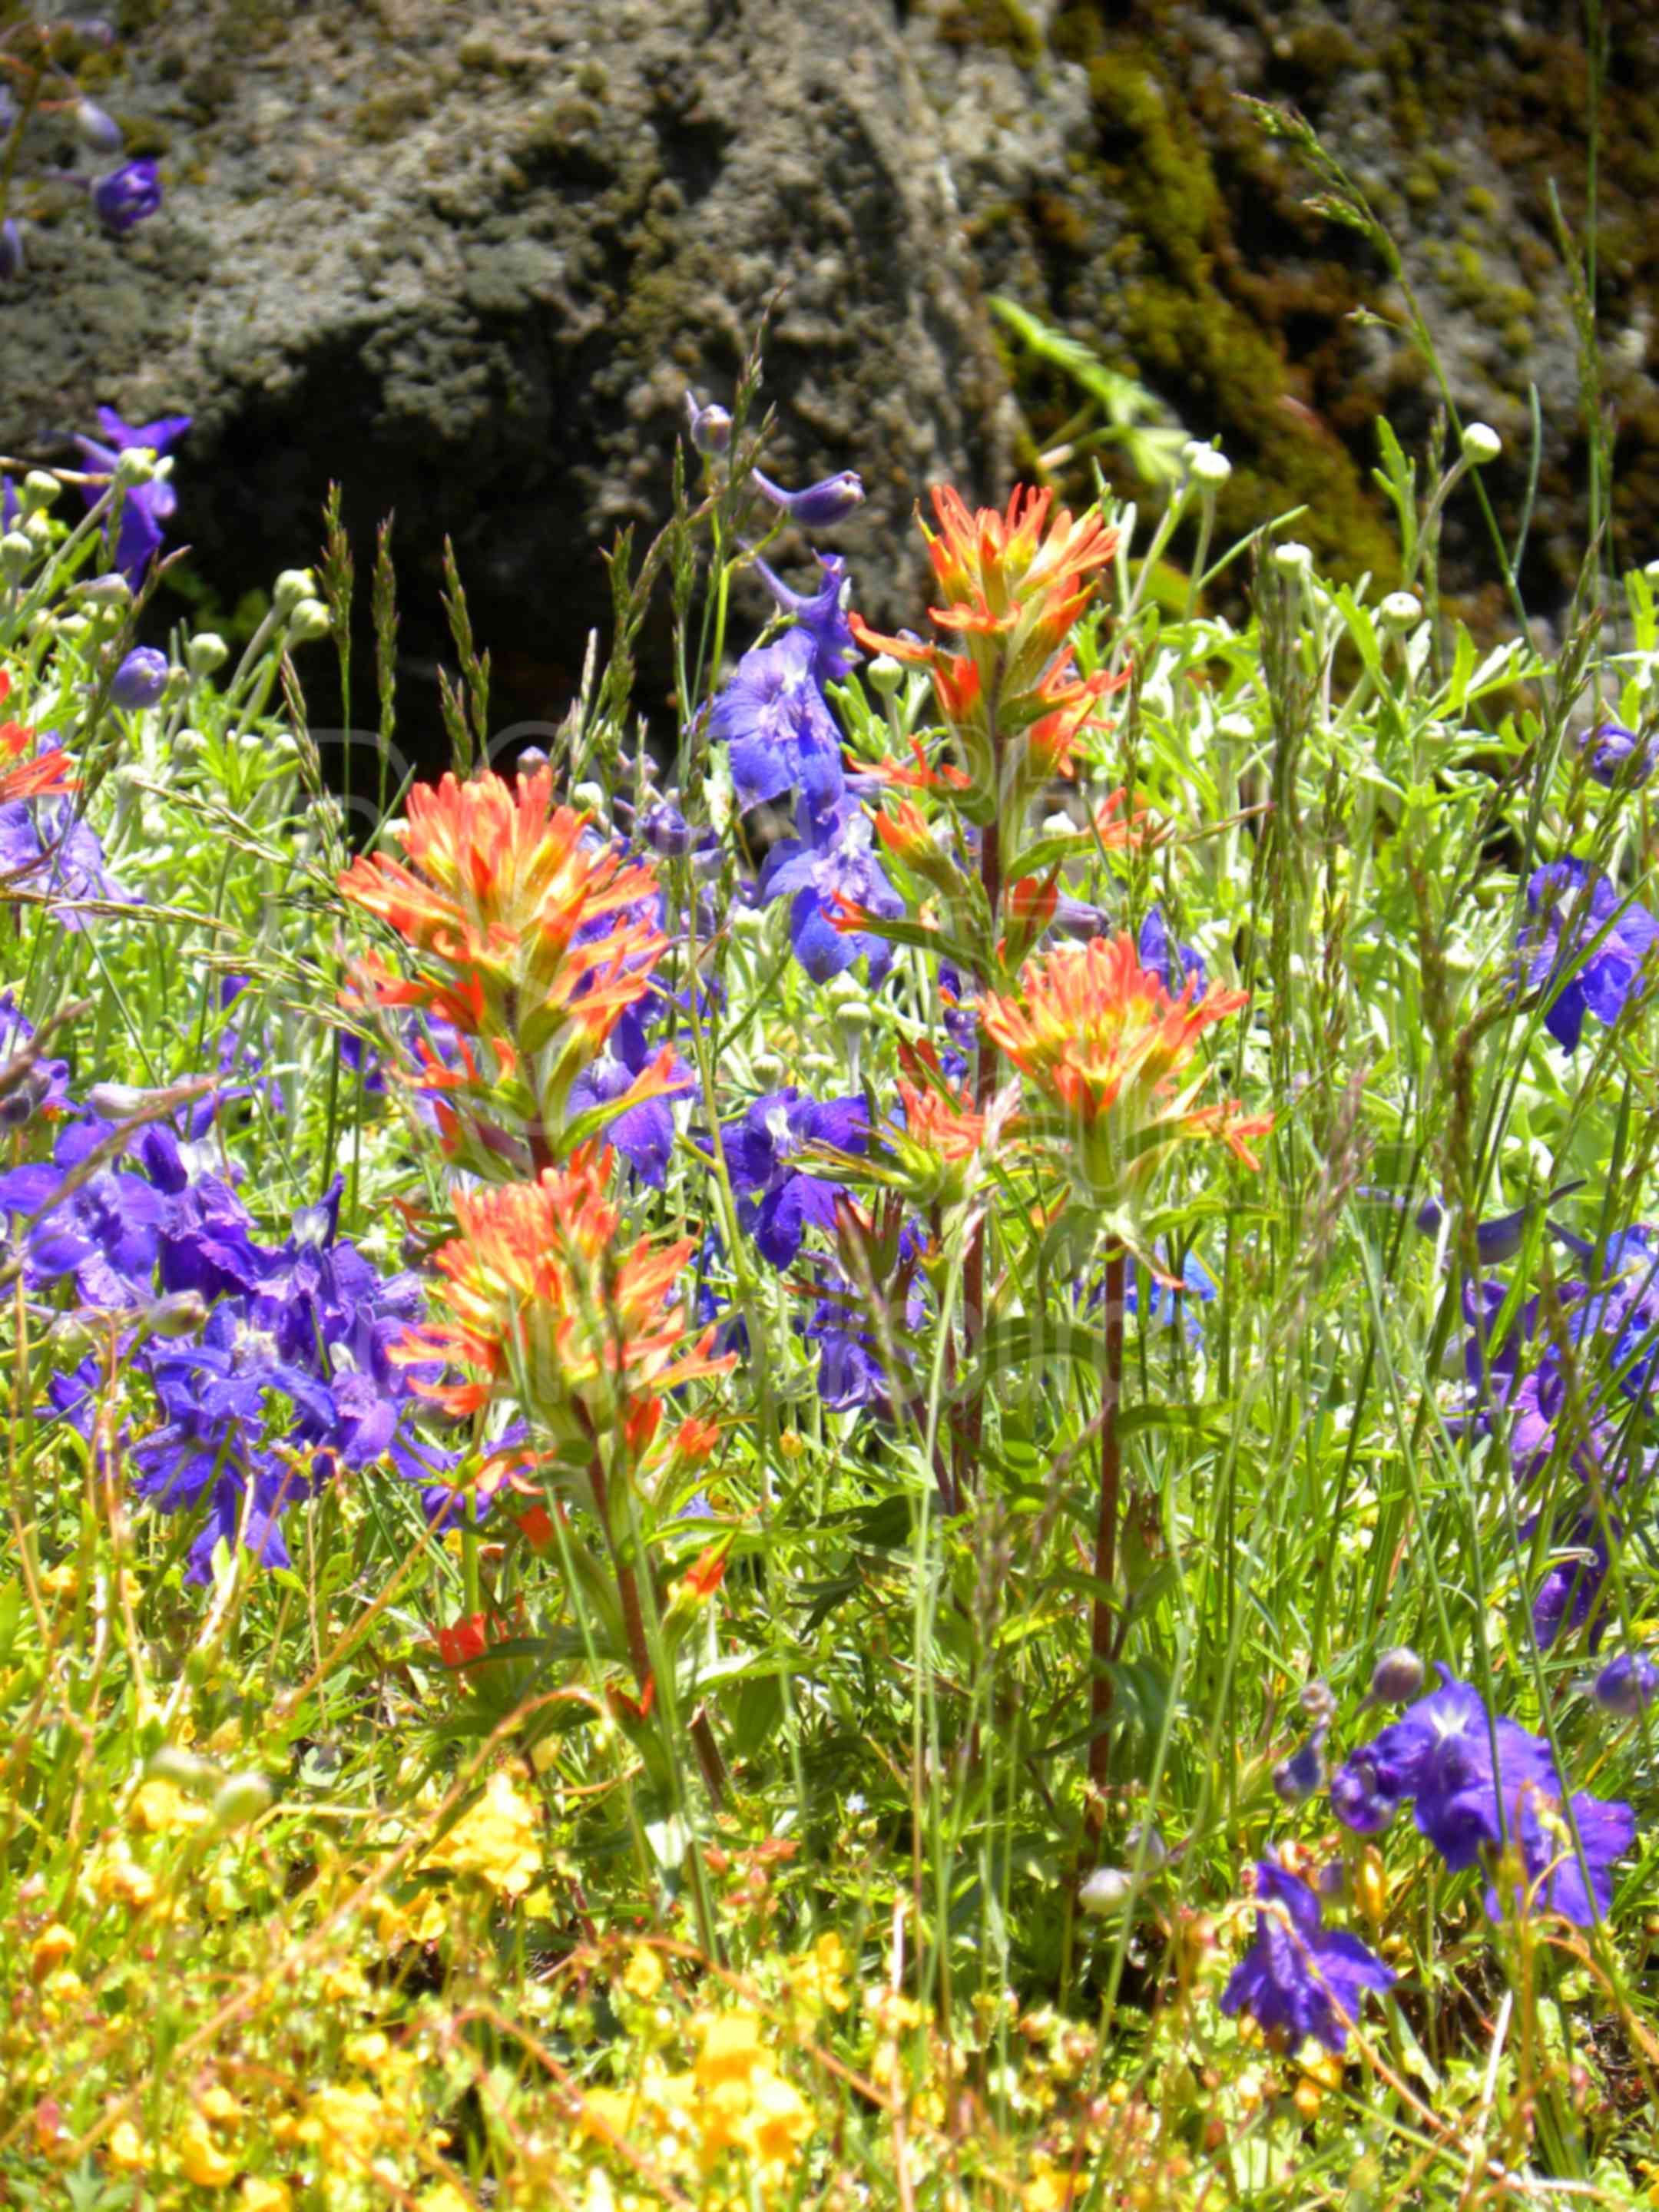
[176,2118,238,2188]
[29,1923,75,1980]
[621,1944,665,2002]
[427,1769,542,1899]
[198,2084,241,2127]
[131,1777,208,1834]
[107,2118,149,2171]
[694,2009,766,2093]
[237,2183,292,2212]
[91,1845,157,1911]
[296,2082,385,2170]
[742,2069,813,2175]
[790,1931,849,2013]
[417,2184,475,2212]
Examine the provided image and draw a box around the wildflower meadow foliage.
[5,114,1659,2212]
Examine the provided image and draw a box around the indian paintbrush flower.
[339,765,673,1165]
[979,931,1270,1210]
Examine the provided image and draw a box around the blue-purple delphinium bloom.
[92,157,161,233]
[723,1088,867,1269]
[1515,858,1658,1054]
[803,1223,930,1415]
[1594,1651,1659,1716]
[1329,1667,1636,1925]
[1137,906,1207,995]
[753,551,859,686]
[761,800,902,984]
[110,645,169,709]
[566,1003,691,1188]
[1578,720,1654,787]
[0,218,22,283]
[0,990,72,1124]
[751,468,865,529]
[75,406,191,582]
[1220,1860,1395,2053]
[10,1107,455,1578]
[709,628,845,816]
[0,746,135,930]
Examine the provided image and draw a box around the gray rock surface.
[4,0,1657,740]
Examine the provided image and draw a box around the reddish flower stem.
[1087,1242,1127,1832]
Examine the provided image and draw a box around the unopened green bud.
[23,512,53,551]
[284,598,332,643]
[144,1290,210,1340]
[22,471,62,513]
[187,632,230,677]
[273,568,317,615]
[1,531,33,579]
[1461,422,1502,465]
[571,780,607,815]
[112,447,159,489]
[1272,540,1313,578]
[145,1743,217,1793]
[1079,1866,1134,1915]
[866,654,905,697]
[1379,591,1421,628]
[1187,443,1232,487]
[211,1772,273,1829]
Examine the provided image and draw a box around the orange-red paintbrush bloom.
[981,932,1271,1206]
[340,764,668,1145]
[849,485,1126,815]
[398,1145,733,1455]
[0,673,75,808]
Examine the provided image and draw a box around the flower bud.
[516,746,549,773]
[0,219,23,283]
[112,447,158,489]
[1367,1646,1425,1704]
[1124,1820,1167,1867]
[1273,1729,1328,1804]
[76,571,133,609]
[111,645,169,709]
[753,468,865,528]
[86,1082,155,1119]
[1461,422,1502,465]
[22,472,62,512]
[639,800,694,856]
[1187,443,1232,487]
[1078,1866,1134,1915]
[145,1743,217,1793]
[284,598,332,643]
[273,568,317,615]
[210,1772,273,1829]
[92,158,161,234]
[76,99,123,154]
[1592,1651,1658,1717]
[866,654,905,697]
[0,1068,50,1128]
[1300,1678,1336,1725]
[0,531,32,579]
[684,392,732,457]
[171,728,206,760]
[1272,540,1313,578]
[187,632,229,677]
[144,1290,209,1340]
[1379,591,1421,628]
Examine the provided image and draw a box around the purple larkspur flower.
[723,1088,867,1269]
[1515,858,1658,1054]
[752,467,864,529]
[1137,906,1207,995]
[76,99,123,154]
[110,645,168,709]
[762,801,902,984]
[0,990,72,1123]
[1220,1860,1394,2053]
[1578,720,1654,787]
[92,157,161,233]
[1330,1667,1635,1924]
[75,406,190,581]
[709,628,845,816]
[753,551,859,685]
[803,1224,929,1414]
[567,1004,691,1187]
[0,219,22,283]
[0,745,137,929]
[1594,1651,1659,1716]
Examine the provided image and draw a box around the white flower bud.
[75,571,132,608]
[1379,591,1422,628]
[1461,422,1502,465]
[1079,1866,1134,1916]
[0,531,33,578]
[570,780,607,815]
[1187,444,1232,487]
[284,598,332,644]
[112,447,158,489]
[273,568,317,614]
[21,471,62,512]
[866,654,905,697]
[1272,540,1313,578]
